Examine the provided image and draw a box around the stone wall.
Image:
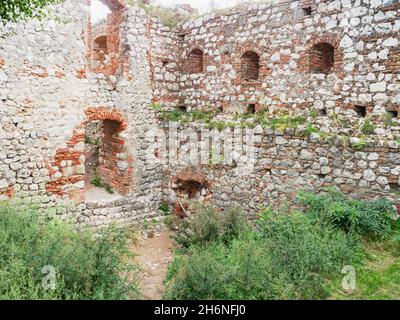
[0,0,399,228]
[0,1,163,228]
[160,123,400,215]
[176,0,400,116]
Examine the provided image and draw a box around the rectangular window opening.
[354,105,367,118]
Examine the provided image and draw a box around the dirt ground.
[132,231,176,300]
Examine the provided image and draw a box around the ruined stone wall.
[161,124,400,215]
[0,1,163,228]
[177,0,400,116]
[147,19,182,107]
[0,0,399,228]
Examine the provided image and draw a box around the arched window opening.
[89,0,124,75]
[171,171,211,218]
[186,49,204,74]
[309,43,335,74]
[240,51,260,80]
[93,36,108,68]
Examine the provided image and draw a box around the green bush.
[0,205,139,300]
[256,213,360,299]
[164,235,291,300]
[171,204,249,248]
[298,187,396,238]
[164,209,359,300]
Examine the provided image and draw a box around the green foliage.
[158,203,170,215]
[165,191,399,300]
[309,109,318,119]
[0,0,62,23]
[90,174,102,188]
[0,205,139,299]
[304,123,319,136]
[268,115,306,132]
[91,172,114,194]
[171,205,249,248]
[298,187,396,238]
[85,136,99,146]
[328,237,400,300]
[104,184,114,194]
[351,138,367,150]
[164,209,358,300]
[360,119,376,135]
[255,213,360,299]
[164,235,286,300]
[150,104,216,124]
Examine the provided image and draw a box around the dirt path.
[133,231,175,300]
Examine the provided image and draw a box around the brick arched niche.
[170,170,211,217]
[87,0,125,75]
[240,51,260,80]
[185,48,204,74]
[84,107,133,195]
[309,43,334,74]
[46,107,133,202]
[298,35,343,77]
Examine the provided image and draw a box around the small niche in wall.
[302,6,312,17]
[388,110,399,119]
[309,43,335,74]
[354,105,367,118]
[186,49,204,74]
[318,108,327,116]
[162,59,169,67]
[389,183,400,193]
[178,105,188,112]
[247,104,256,114]
[240,51,260,81]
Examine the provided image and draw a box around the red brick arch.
[184,46,205,74]
[46,107,132,202]
[233,45,266,84]
[298,34,343,78]
[84,107,127,130]
[87,0,126,75]
[172,170,210,186]
[98,0,124,11]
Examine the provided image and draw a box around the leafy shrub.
[298,187,396,238]
[171,205,249,248]
[164,210,358,300]
[158,203,170,215]
[0,205,139,300]
[164,234,290,300]
[256,213,360,299]
[0,0,62,23]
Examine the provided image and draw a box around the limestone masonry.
[0,0,399,227]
